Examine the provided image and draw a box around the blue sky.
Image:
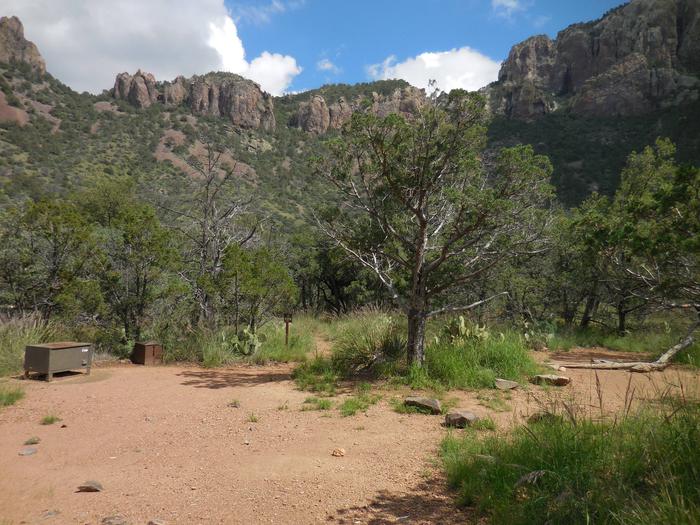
[231,0,625,92]
[8,0,624,95]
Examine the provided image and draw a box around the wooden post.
[284,313,293,347]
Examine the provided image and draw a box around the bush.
[441,403,700,524]
[292,356,338,394]
[251,316,316,364]
[330,311,405,375]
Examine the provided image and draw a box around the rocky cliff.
[485,0,700,119]
[0,16,46,74]
[289,86,426,134]
[113,71,276,132]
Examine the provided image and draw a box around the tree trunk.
[580,286,599,329]
[617,298,628,334]
[406,309,427,366]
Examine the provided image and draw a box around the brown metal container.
[131,341,163,365]
[24,341,93,381]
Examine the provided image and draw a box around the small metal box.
[24,342,92,381]
[131,341,163,365]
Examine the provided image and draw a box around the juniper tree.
[315,90,553,366]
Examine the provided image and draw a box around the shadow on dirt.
[329,477,471,524]
[177,368,292,389]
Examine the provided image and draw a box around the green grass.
[23,436,40,445]
[477,392,511,412]
[302,396,333,411]
[471,417,497,431]
[246,412,259,423]
[413,332,540,390]
[441,402,700,524]
[292,356,338,394]
[0,315,61,376]
[338,386,382,417]
[40,414,60,425]
[251,315,317,364]
[0,386,25,407]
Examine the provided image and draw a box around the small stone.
[530,374,571,386]
[558,366,567,372]
[331,448,345,457]
[60,424,67,428]
[404,396,441,414]
[19,447,38,456]
[444,410,479,428]
[101,517,127,525]
[494,378,519,390]
[147,520,166,525]
[243,439,250,446]
[42,510,60,519]
[77,480,103,492]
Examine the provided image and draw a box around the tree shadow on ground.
[177,367,292,389]
[328,477,472,524]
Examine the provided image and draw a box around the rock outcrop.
[291,86,426,134]
[0,16,46,74]
[113,72,276,132]
[113,70,158,108]
[485,0,700,119]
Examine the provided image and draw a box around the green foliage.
[0,385,24,407]
[441,403,700,524]
[417,331,539,390]
[40,414,60,425]
[0,315,61,376]
[249,316,316,364]
[338,388,381,417]
[292,356,338,395]
[302,396,332,411]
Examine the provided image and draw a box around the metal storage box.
[24,342,92,381]
[131,341,163,365]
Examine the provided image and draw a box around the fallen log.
[558,319,698,372]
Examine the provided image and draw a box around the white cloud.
[367,47,500,93]
[316,58,340,74]
[492,0,525,17]
[2,0,301,95]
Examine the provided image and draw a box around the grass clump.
[0,386,25,407]
[441,403,700,524]
[339,385,381,417]
[0,315,60,376]
[417,331,539,390]
[302,396,332,411]
[246,412,259,423]
[292,356,338,394]
[40,414,60,425]
[23,436,40,445]
[251,316,317,364]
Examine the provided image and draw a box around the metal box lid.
[28,341,91,350]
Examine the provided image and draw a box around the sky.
[3,0,624,96]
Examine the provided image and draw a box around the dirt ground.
[1,346,697,525]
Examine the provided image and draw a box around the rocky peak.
[0,16,46,74]
[485,0,700,119]
[291,86,426,134]
[112,71,276,132]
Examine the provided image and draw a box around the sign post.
[284,313,293,347]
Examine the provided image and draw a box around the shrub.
[292,357,338,394]
[40,414,60,425]
[441,403,700,524]
[251,316,316,364]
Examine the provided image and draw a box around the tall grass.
[251,315,316,364]
[0,385,25,407]
[441,401,700,524]
[0,315,61,376]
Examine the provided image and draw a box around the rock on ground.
[404,397,442,415]
[530,374,571,386]
[444,411,480,428]
[495,378,519,390]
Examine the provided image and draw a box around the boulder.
[404,396,441,414]
[444,410,480,428]
[494,378,519,390]
[530,374,571,386]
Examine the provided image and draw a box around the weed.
[277,401,289,411]
[0,386,24,407]
[477,392,511,412]
[228,399,240,408]
[302,397,332,411]
[23,436,40,445]
[292,357,338,394]
[471,417,496,431]
[40,414,60,425]
[246,412,258,423]
[339,386,382,417]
